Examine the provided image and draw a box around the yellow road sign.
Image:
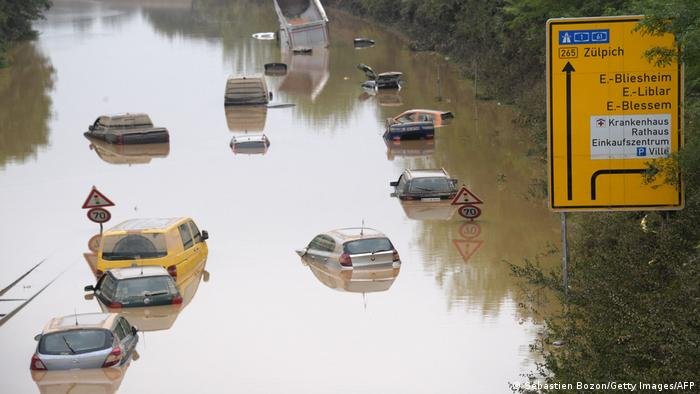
[547,16,683,211]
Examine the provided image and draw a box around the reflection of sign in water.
[453,222,483,263]
[548,16,682,211]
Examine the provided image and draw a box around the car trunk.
[347,250,395,267]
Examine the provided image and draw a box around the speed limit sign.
[87,207,111,224]
[458,204,482,220]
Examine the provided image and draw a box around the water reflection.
[224,105,267,132]
[385,139,434,161]
[399,200,457,221]
[301,256,400,294]
[0,43,55,167]
[31,361,132,394]
[278,47,330,101]
[86,137,170,165]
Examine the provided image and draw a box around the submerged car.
[230,134,270,155]
[386,109,454,128]
[96,217,208,283]
[296,227,401,270]
[84,266,182,309]
[383,121,435,141]
[84,113,169,145]
[390,168,458,201]
[224,75,271,105]
[357,63,402,89]
[89,266,208,332]
[30,313,138,371]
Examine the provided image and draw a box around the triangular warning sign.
[452,239,483,263]
[82,187,115,209]
[451,186,483,205]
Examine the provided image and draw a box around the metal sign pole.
[560,212,569,296]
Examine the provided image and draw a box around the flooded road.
[0,1,560,392]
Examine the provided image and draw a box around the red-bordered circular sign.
[458,204,482,220]
[87,207,111,224]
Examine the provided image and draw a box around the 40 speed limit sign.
[87,207,111,223]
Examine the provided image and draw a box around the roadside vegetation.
[326,0,700,388]
[0,0,52,67]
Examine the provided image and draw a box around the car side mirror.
[131,326,138,336]
[34,334,42,341]
[450,179,459,187]
[200,230,209,241]
[269,91,273,101]
[390,181,398,187]
[84,285,95,292]
[84,293,94,301]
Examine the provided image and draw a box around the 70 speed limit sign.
[87,207,111,223]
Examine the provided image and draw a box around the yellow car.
[96,218,208,283]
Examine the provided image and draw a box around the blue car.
[383,121,435,141]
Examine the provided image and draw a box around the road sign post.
[82,186,114,234]
[547,16,683,211]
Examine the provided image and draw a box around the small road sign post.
[82,186,114,234]
[452,186,483,220]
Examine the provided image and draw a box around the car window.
[308,235,335,252]
[189,221,202,243]
[118,318,132,337]
[178,223,194,250]
[39,329,112,355]
[409,177,453,193]
[115,276,176,300]
[343,238,394,255]
[98,274,118,301]
[114,320,127,340]
[417,113,434,122]
[397,174,408,192]
[102,234,167,260]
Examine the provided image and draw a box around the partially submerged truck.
[273,0,329,49]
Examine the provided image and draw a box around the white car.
[296,227,401,269]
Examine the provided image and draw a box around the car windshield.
[101,233,167,260]
[409,177,453,193]
[344,238,394,255]
[113,276,177,300]
[39,329,112,355]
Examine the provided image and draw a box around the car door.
[175,222,197,282]
[187,220,208,273]
[116,317,138,361]
[307,235,336,263]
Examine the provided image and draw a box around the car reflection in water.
[86,264,208,332]
[384,139,434,161]
[358,89,403,107]
[301,255,400,294]
[278,46,329,101]
[86,136,169,165]
[399,200,458,221]
[31,356,134,394]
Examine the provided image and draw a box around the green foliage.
[0,0,52,67]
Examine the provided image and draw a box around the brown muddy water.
[0,0,560,392]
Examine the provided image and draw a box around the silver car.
[296,227,401,269]
[30,313,138,371]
